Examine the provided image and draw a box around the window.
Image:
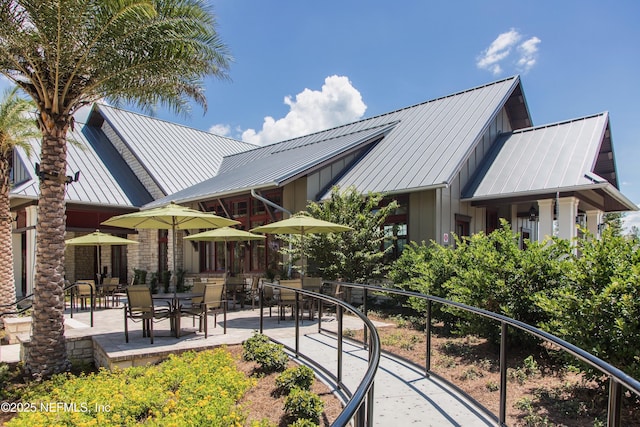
[198,190,283,273]
[384,222,407,261]
[382,195,409,262]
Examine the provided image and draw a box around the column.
[586,210,603,239]
[557,197,579,241]
[510,205,518,233]
[537,199,554,243]
[25,205,38,296]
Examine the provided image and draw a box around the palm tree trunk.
[0,156,17,317]
[25,115,71,378]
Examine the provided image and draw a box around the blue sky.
[4,1,640,226]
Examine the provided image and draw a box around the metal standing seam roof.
[461,113,637,211]
[95,104,257,196]
[145,123,397,208]
[11,122,153,208]
[324,76,523,197]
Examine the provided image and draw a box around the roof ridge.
[95,103,257,147]
[270,121,399,154]
[225,76,519,159]
[512,112,608,134]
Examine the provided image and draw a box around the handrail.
[0,282,94,327]
[323,280,640,427]
[259,282,381,427]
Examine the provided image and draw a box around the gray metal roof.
[146,123,395,207]
[147,76,524,207]
[11,121,153,208]
[325,76,524,196]
[462,113,637,211]
[95,104,256,196]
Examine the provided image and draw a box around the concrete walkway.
[1,306,498,426]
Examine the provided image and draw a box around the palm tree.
[0,0,231,378]
[0,86,37,317]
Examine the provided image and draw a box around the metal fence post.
[295,292,300,356]
[499,322,508,426]
[338,304,343,387]
[426,299,432,374]
[608,378,622,427]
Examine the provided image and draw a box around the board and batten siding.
[433,108,512,245]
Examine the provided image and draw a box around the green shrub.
[243,333,271,362]
[243,333,289,373]
[288,418,320,427]
[276,365,315,394]
[283,388,324,423]
[536,227,640,381]
[6,349,254,426]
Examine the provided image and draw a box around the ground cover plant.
[0,346,343,427]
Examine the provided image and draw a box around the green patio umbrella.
[65,230,138,283]
[184,227,266,277]
[250,213,352,278]
[101,202,239,295]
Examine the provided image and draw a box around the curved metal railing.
[258,282,381,427]
[321,280,640,427]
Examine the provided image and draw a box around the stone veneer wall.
[100,121,165,199]
[19,335,94,366]
[129,229,159,282]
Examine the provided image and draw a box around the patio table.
[152,292,203,337]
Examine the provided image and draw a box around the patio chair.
[124,285,173,344]
[75,280,96,310]
[102,277,121,308]
[276,279,303,323]
[179,283,227,338]
[302,277,323,320]
[247,276,260,309]
[226,276,246,309]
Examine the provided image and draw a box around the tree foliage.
[389,222,640,381]
[0,85,38,314]
[0,0,231,378]
[536,228,640,380]
[280,186,398,283]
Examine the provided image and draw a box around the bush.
[243,333,289,373]
[283,388,324,423]
[388,221,572,346]
[536,227,640,381]
[243,333,271,362]
[6,349,254,426]
[276,365,315,394]
[288,418,320,427]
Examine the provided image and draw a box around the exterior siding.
[409,190,436,244]
[283,177,309,214]
[435,108,513,241]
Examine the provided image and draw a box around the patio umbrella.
[65,230,138,283]
[250,213,352,278]
[184,227,266,277]
[101,202,239,295]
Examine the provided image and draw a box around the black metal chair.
[124,285,173,344]
[179,283,227,338]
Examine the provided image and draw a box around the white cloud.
[623,209,640,233]
[477,29,541,75]
[517,37,541,73]
[209,123,231,137]
[240,75,366,146]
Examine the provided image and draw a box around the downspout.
[250,189,293,277]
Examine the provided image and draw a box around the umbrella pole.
[172,221,177,297]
